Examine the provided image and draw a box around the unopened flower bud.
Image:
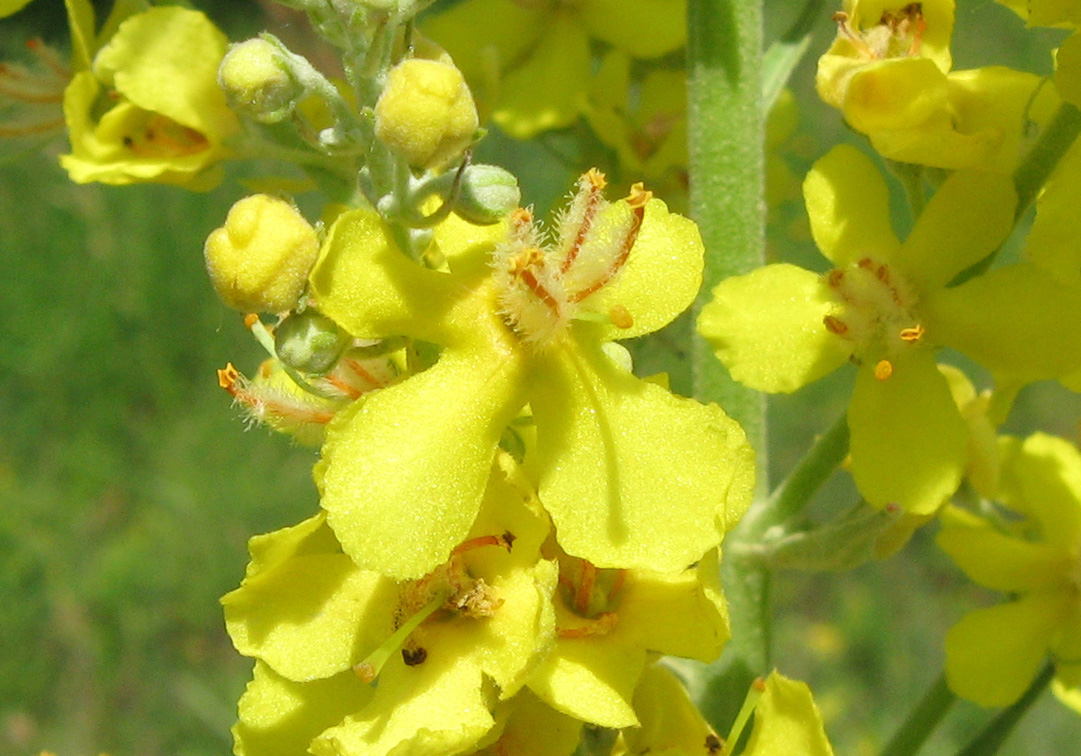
[205,195,319,313]
[454,164,521,225]
[374,58,478,169]
[274,310,352,375]
[218,38,303,123]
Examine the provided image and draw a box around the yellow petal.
[803,145,901,267]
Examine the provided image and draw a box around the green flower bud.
[274,310,352,375]
[218,38,303,124]
[454,164,521,225]
[374,58,478,169]
[204,194,319,313]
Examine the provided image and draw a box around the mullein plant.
[6,0,1081,754]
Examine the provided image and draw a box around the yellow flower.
[309,170,754,579]
[423,0,686,138]
[818,1,1058,171]
[938,433,1081,707]
[60,5,239,189]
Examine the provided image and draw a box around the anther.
[874,359,893,380]
[705,734,723,755]
[899,324,925,343]
[609,304,633,330]
[217,363,241,393]
[824,315,849,336]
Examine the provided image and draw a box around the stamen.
[354,592,447,682]
[25,39,70,79]
[568,185,650,304]
[322,372,364,399]
[575,561,597,616]
[824,315,849,336]
[513,249,563,316]
[559,169,607,274]
[342,358,383,390]
[833,11,878,59]
[556,611,618,639]
[874,359,893,381]
[0,78,63,103]
[451,532,515,556]
[899,324,925,342]
[608,304,633,330]
[0,118,65,137]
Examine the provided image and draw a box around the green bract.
[938,433,1081,707]
[309,175,754,579]
[224,471,557,756]
[699,145,1081,514]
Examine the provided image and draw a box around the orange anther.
[826,269,845,287]
[609,304,633,330]
[899,324,925,343]
[824,315,848,336]
[585,167,607,190]
[243,313,260,330]
[626,182,653,209]
[874,359,893,381]
[753,677,767,692]
[217,363,240,392]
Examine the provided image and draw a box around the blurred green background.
[1,1,1080,755]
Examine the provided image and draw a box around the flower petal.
[530,340,754,571]
[494,15,591,139]
[624,664,720,755]
[698,263,853,393]
[924,263,1081,381]
[309,209,461,344]
[936,505,1072,592]
[744,672,836,756]
[803,145,901,268]
[92,7,236,139]
[527,638,642,728]
[896,170,1016,288]
[579,0,686,58]
[222,550,395,682]
[320,347,526,579]
[233,662,373,756]
[848,352,967,513]
[1055,31,1081,107]
[843,58,950,134]
[313,654,496,756]
[1004,433,1081,549]
[945,593,1068,707]
[587,197,704,341]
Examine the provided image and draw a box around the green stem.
[955,663,1055,756]
[686,1,768,726]
[687,0,767,459]
[761,411,849,525]
[880,671,956,756]
[1013,101,1081,220]
[951,101,1081,286]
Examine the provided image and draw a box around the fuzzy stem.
[687,0,766,461]
[880,671,956,756]
[687,0,769,727]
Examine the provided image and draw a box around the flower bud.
[374,58,478,169]
[205,195,319,313]
[218,38,303,123]
[454,164,521,225]
[274,310,352,375]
